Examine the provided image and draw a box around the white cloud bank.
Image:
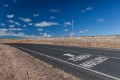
[0,30,52,39]
[7,20,15,23]
[8,28,23,31]
[0,28,23,31]
[35,21,59,27]
[0,29,22,37]
[0,29,8,32]
[19,18,32,23]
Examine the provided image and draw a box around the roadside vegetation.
[3,35,120,49]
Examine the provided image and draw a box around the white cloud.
[70,32,75,35]
[81,7,93,13]
[28,23,33,26]
[35,21,59,27]
[43,33,51,38]
[19,18,32,23]
[69,32,75,36]
[0,23,5,26]
[50,16,56,19]
[33,14,39,17]
[7,20,14,23]
[37,28,43,31]
[23,35,42,39]
[0,30,25,37]
[79,31,84,33]
[64,29,68,32]
[7,14,14,18]
[8,28,23,31]
[79,29,89,34]
[0,31,15,36]
[50,9,60,12]
[18,32,24,35]
[3,4,9,7]
[0,29,42,39]
[0,29,52,39]
[0,28,23,31]
[64,22,71,26]
[7,20,20,26]
[0,29,8,32]
[15,22,21,26]
[97,18,105,22]
[9,25,15,28]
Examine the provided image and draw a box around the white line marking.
[13,45,120,80]
[79,56,108,68]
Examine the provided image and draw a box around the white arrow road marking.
[79,56,108,68]
[63,54,91,61]
[63,53,75,58]
[68,54,91,61]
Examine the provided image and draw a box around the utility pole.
[72,17,74,37]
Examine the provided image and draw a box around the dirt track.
[0,44,80,80]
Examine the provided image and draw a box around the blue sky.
[0,0,120,38]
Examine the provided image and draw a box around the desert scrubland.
[2,35,120,49]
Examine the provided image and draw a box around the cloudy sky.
[0,0,120,38]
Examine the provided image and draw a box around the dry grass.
[0,44,80,80]
[2,35,120,49]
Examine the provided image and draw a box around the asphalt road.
[7,43,120,80]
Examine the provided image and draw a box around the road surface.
[7,43,120,80]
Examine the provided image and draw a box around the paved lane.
[7,43,120,80]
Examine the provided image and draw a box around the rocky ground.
[0,44,80,80]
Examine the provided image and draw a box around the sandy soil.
[0,44,80,80]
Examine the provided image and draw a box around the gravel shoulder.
[0,44,80,80]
